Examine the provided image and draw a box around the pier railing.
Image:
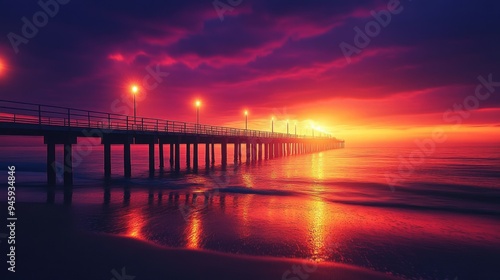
[0,99,336,139]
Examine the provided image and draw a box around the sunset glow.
[1,2,499,279]
[0,1,497,146]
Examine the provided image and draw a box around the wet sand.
[9,202,400,280]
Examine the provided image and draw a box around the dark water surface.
[1,144,499,279]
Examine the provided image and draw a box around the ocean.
[0,143,499,279]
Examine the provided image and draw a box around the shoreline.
[8,202,401,280]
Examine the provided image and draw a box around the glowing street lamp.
[0,57,8,78]
[130,85,139,123]
[244,110,248,130]
[0,60,5,77]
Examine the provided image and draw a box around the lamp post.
[131,85,139,124]
[271,117,274,133]
[244,110,248,130]
[195,100,201,133]
[294,121,297,136]
[195,100,201,124]
[286,119,289,135]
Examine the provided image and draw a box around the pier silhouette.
[0,99,345,187]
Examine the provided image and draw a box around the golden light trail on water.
[126,208,145,240]
[186,210,203,249]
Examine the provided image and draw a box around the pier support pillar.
[186,143,191,169]
[264,143,268,160]
[169,143,174,169]
[175,140,181,173]
[149,142,155,174]
[253,143,257,162]
[64,143,73,186]
[233,142,238,164]
[205,143,210,169]
[159,141,164,169]
[238,143,242,163]
[44,135,76,186]
[47,143,56,186]
[193,140,199,172]
[258,143,262,161]
[221,140,227,168]
[211,142,215,166]
[124,142,131,177]
[250,143,254,162]
[246,142,250,163]
[104,143,111,177]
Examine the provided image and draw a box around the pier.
[0,100,345,187]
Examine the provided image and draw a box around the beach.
[11,202,400,280]
[1,145,499,279]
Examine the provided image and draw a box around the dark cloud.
[0,0,499,125]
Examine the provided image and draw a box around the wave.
[326,198,500,216]
[210,180,500,217]
[218,186,297,196]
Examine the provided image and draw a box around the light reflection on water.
[46,182,499,280]
[2,145,500,279]
[308,198,328,262]
[185,209,202,249]
[125,207,145,240]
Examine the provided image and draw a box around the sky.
[1,0,499,146]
